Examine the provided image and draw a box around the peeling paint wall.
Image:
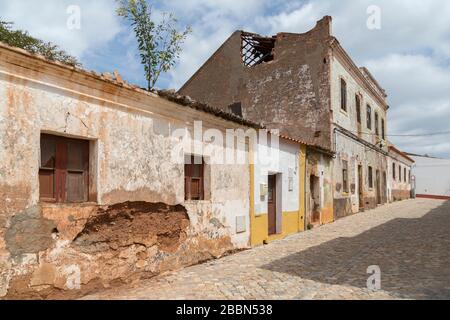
[180,17,334,152]
[387,152,413,202]
[305,149,334,226]
[0,47,250,298]
[330,46,389,218]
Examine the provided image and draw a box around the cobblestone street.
[82,199,450,300]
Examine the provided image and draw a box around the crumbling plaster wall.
[330,53,388,147]
[387,154,413,202]
[305,149,334,226]
[330,52,389,218]
[0,60,250,298]
[333,133,387,218]
[180,17,334,151]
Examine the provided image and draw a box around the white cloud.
[2,0,450,157]
[162,0,450,157]
[0,0,122,58]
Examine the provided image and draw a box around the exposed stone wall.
[305,149,334,226]
[391,190,411,201]
[0,50,250,298]
[333,131,388,218]
[180,17,334,152]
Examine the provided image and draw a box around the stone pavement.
[82,199,450,300]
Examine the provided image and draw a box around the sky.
[1,0,450,158]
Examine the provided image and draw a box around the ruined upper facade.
[179,16,389,154]
[180,17,334,151]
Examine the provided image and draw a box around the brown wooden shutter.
[184,156,204,201]
[40,134,89,203]
[39,134,56,201]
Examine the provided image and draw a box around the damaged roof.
[0,41,332,151]
[0,41,263,129]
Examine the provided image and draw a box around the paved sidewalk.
[82,199,450,300]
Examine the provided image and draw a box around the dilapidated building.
[179,16,393,223]
[387,144,414,202]
[0,42,266,299]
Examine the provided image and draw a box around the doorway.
[358,165,364,210]
[376,169,381,205]
[310,175,321,224]
[268,175,277,235]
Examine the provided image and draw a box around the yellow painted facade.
[250,144,307,246]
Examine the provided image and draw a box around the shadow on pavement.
[262,201,450,299]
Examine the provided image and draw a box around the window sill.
[40,201,98,208]
[184,200,212,205]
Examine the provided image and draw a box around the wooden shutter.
[39,134,89,203]
[39,135,56,201]
[185,156,204,201]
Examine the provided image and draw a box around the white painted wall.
[411,155,450,197]
[253,137,300,216]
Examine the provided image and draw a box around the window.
[368,166,373,188]
[356,95,361,124]
[39,134,90,203]
[404,168,407,182]
[375,112,379,137]
[342,160,349,193]
[229,102,243,117]
[366,105,372,130]
[408,170,411,183]
[340,79,347,112]
[399,165,402,182]
[185,155,204,201]
[381,119,385,140]
[392,163,396,180]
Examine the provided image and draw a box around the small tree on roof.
[117,0,191,90]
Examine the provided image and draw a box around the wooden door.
[376,170,381,205]
[268,175,277,235]
[358,165,364,209]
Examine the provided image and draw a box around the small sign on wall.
[236,216,246,233]
[260,183,268,196]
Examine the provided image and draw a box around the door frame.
[267,173,282,235]
[358,165,364,210]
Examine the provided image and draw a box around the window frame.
[392,163,396,181]
[375,112,379,137]
[340,78,347,112]
[368,166,373,189]
[355,94,361,124]
[39,133,90,204]
[366,105,372,130]
[184,155,205,201]
[342,160,349,193]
